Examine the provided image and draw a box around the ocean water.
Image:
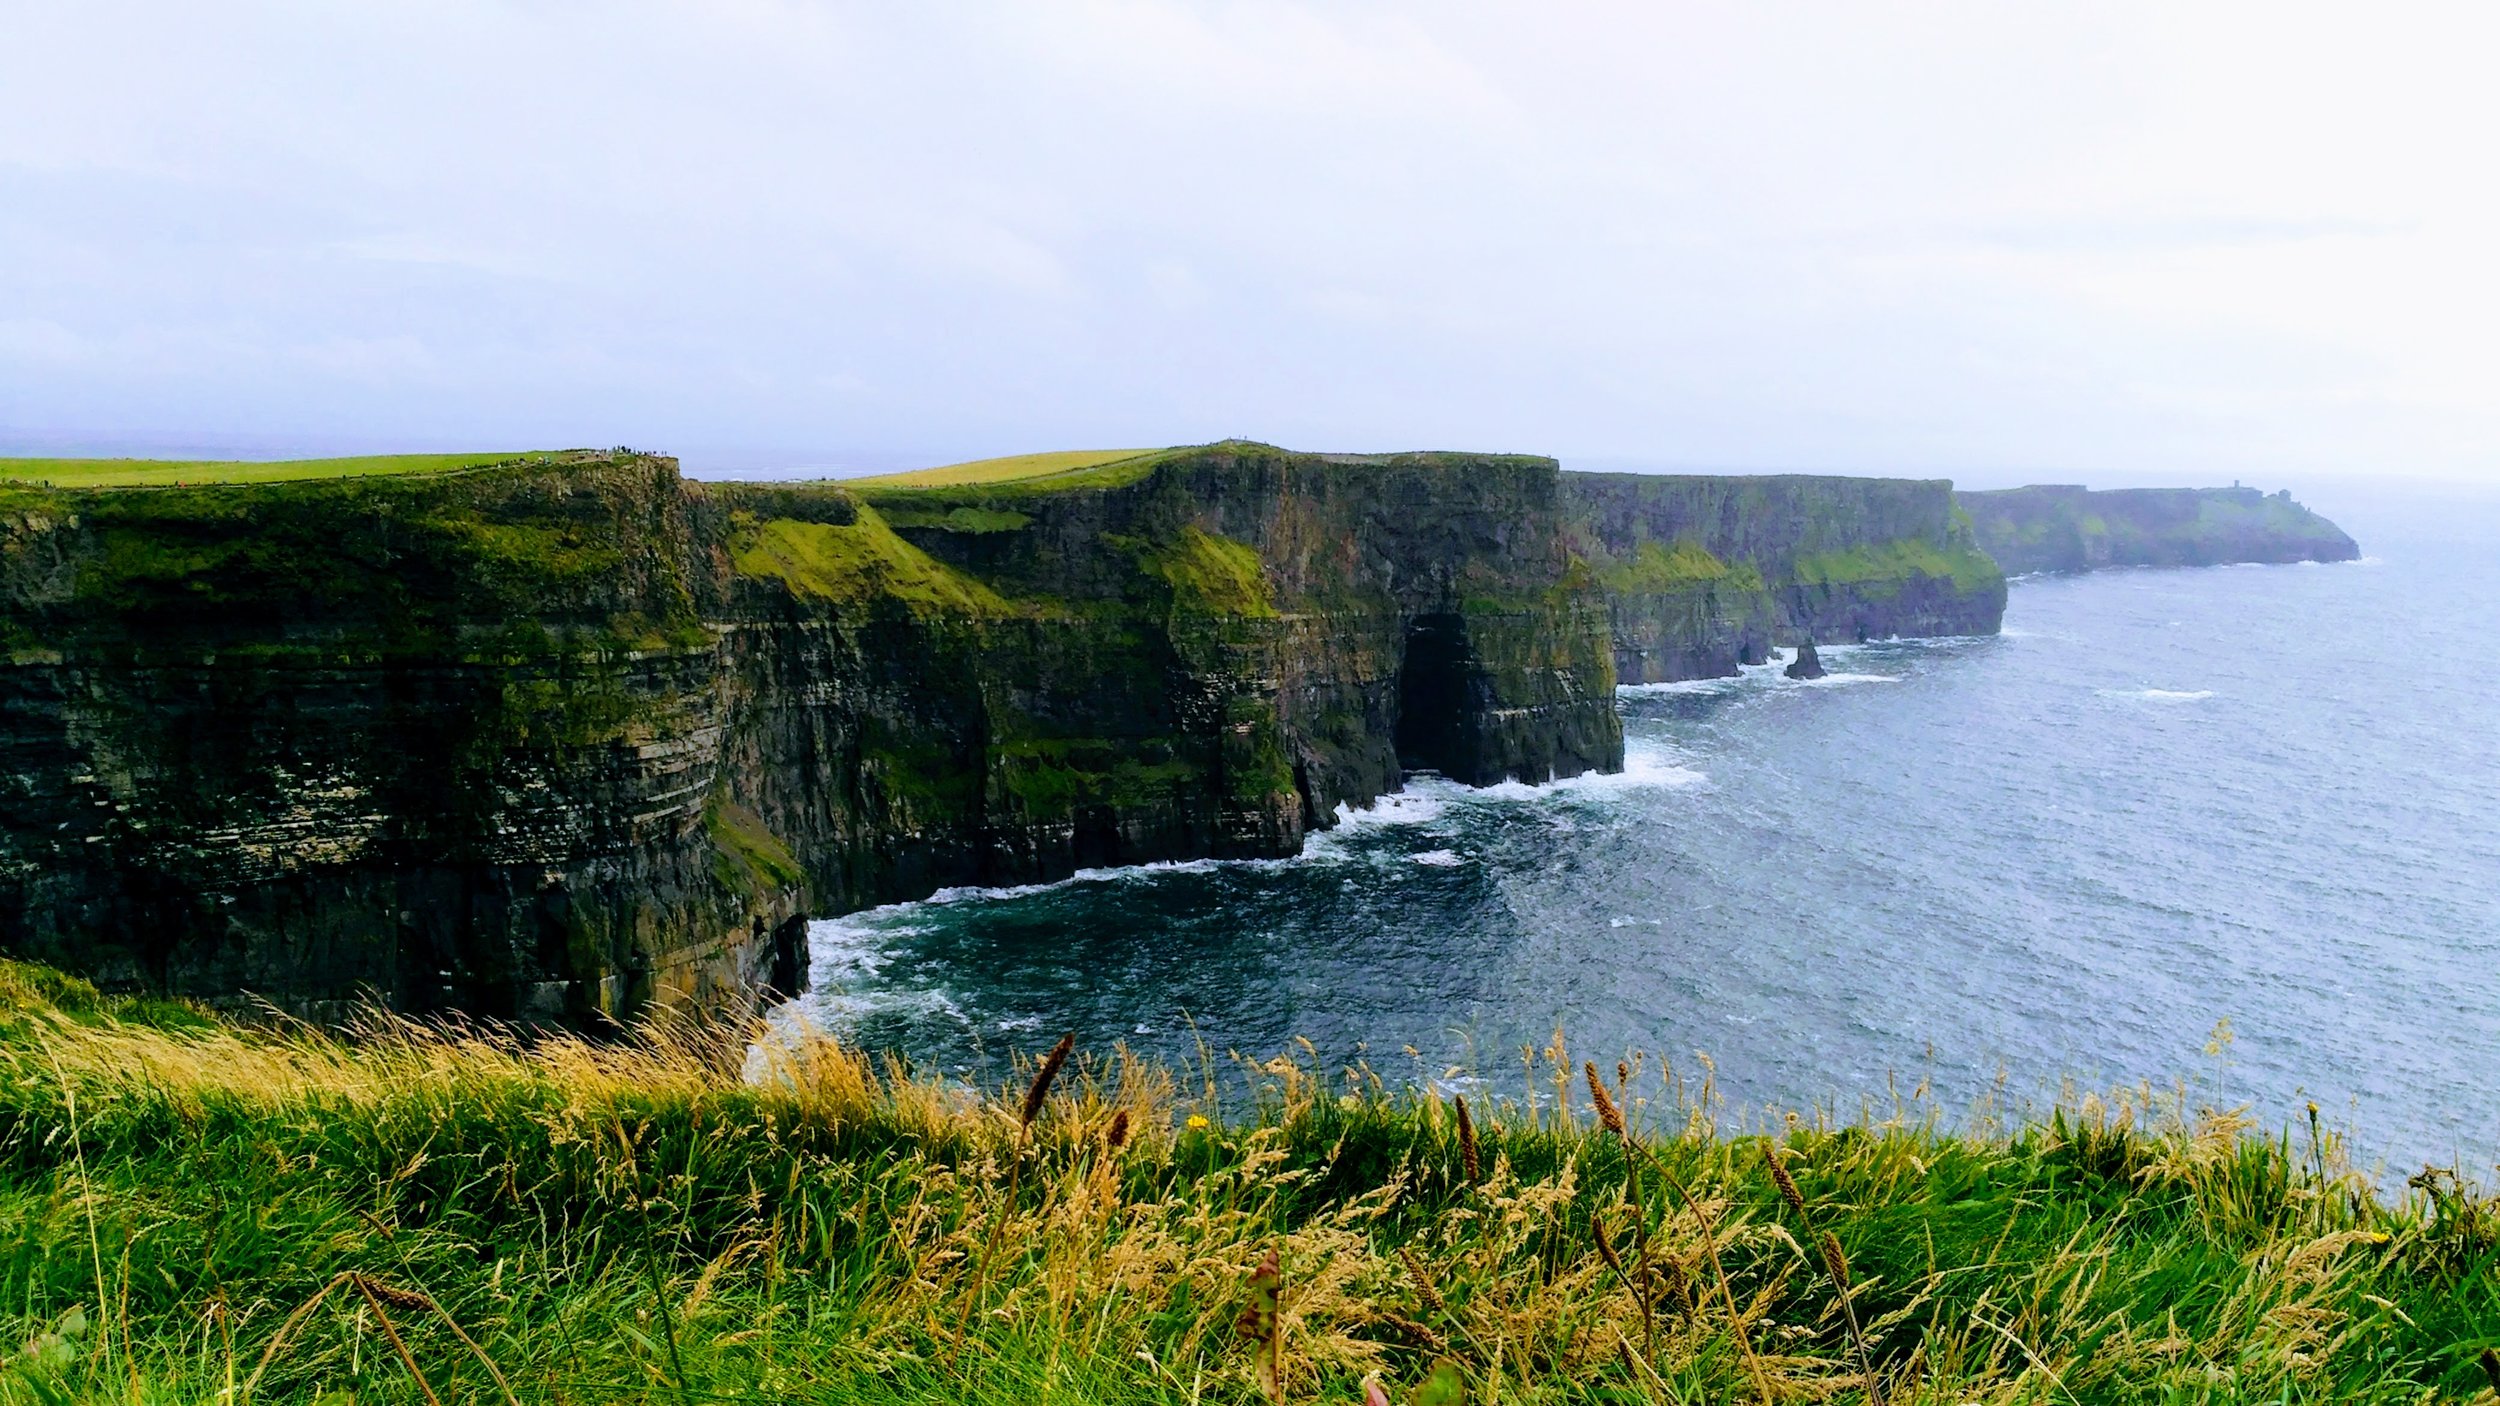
[783,485,2500,1175]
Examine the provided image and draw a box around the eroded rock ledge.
[0,444,2005,1023]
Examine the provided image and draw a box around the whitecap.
[905,850,1324,910]
[1329,788,1449,829]
[1787,672,1901,688]
[1618,673,1747,696]
[2096,687,2215,703]
[1410,848,1465,867]
[1458,744,1708,801]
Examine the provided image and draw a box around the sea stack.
[1785,639,1826,680]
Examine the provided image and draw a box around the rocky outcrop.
[1957,484,2359,575]
[1784,640,1825,680]
[1561,472,2006,684]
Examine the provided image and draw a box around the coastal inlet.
[783,491,2497,1176]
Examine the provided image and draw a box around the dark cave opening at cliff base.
[1393,612,1478,782]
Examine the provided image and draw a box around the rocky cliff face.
[1,444,1628,1022]
[1561,472,2006,684]
[1,445,2017,1023]
[0,454,801,1025]
[1957,484,2360,575]
[718,443,1625,929]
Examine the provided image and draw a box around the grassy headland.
[0,453,544,489]
[2,961,2494,1404]
[845,449,1158,489]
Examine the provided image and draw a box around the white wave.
[1622,653,1918,695]
[1815,634,1979,656]
[2096,687,2215,703]
[1457,744,1708,802]
[1617,674,1745,696]
[1328,787,1450,829]
[898,850,1328,910]
[786,983,969,1033]
[806,914,904,981]
[780,741,1698,941]
[1409,848,1465,867]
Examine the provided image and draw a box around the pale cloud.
[0,1,2494,479]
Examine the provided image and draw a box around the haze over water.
[787,484,2500,1176]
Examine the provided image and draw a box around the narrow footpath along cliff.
[1957,484,2359,575]
[0,444,2006,1024]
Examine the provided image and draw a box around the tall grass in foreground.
[0,960,2496,1404]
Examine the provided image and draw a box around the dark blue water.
[785,486,2500,1175]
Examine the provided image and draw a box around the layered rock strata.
[1562,472,2006,684]
[1,444,2016,1023]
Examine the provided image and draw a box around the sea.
[778,480,2500,1177]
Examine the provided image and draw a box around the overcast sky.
[4,3,2496,482]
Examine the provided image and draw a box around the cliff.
[0,444,1625,1023]
[0,453,799,1025]
[1957,484,2359,575]
[1561,472,2006,684]
[0,444,2012,1023]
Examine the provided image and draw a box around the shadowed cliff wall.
[0,444,1623,1023]
[2,445,2026,1023]
[0,453,797,1025]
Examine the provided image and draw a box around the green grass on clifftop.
[1,958,2495,1404]
[0,452,544,488]
[845,448,1158,489]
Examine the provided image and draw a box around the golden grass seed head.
[1020,1032,1074,1129]
[1397,1246,1447,1317]
[1585,1061,1627,1139]
[1819,1230,1852,1290]
[1763,1143,1809,1219]
[1591,1211,1627,1278]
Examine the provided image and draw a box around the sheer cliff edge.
[0,444,2003,1022]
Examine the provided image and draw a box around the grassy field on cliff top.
[0,453,540,488]
[3,959,2497,1405]
[844,448,1158,488]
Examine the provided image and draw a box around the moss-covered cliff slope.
[0,444,2004,1022]
[1565,472,2005,683]
[1959,484,2360,576]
